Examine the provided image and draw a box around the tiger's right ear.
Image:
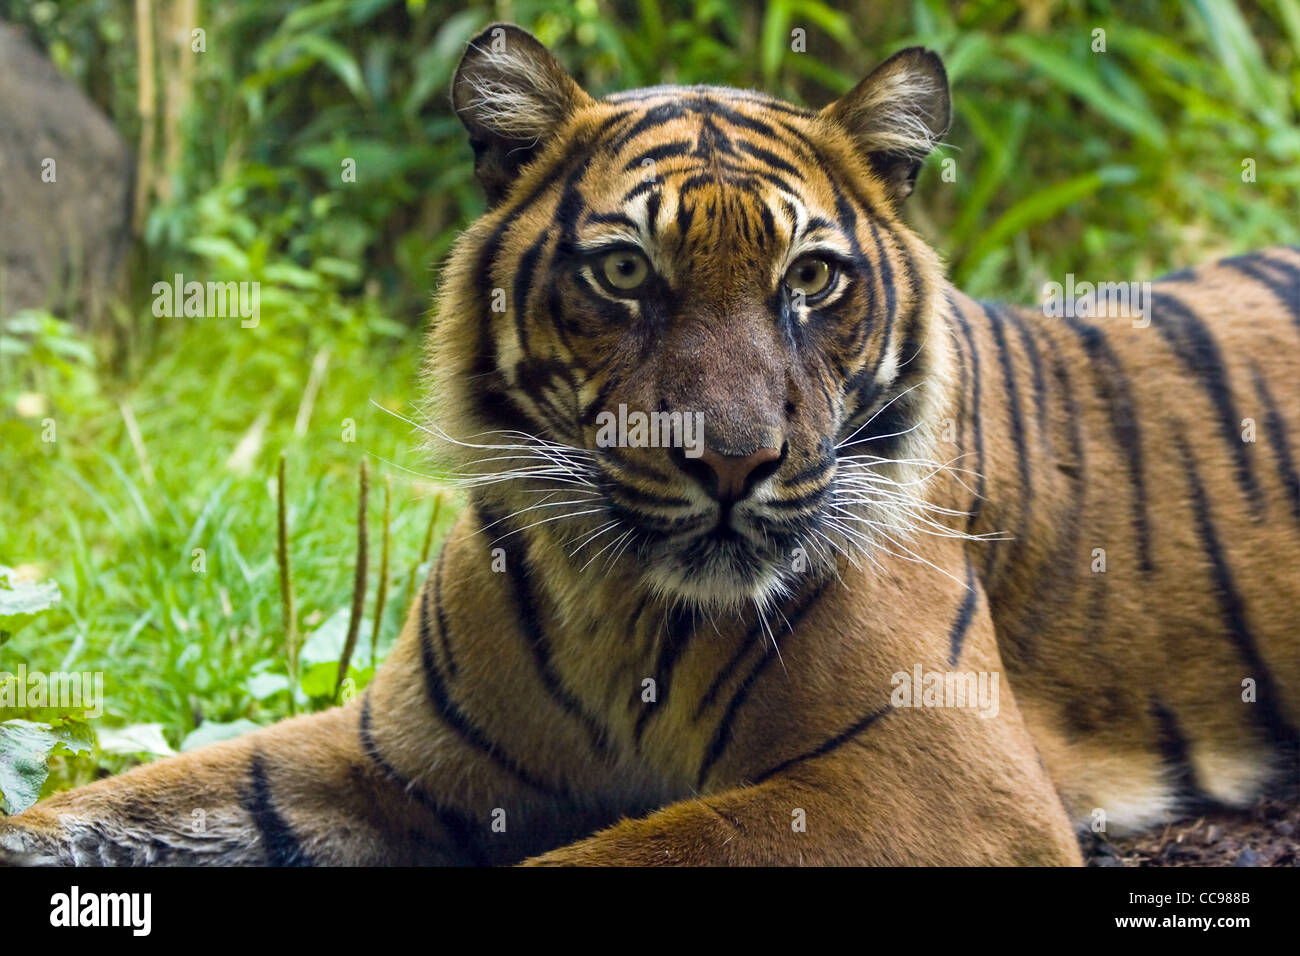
[452,24,592,206]
[821,47,950,205]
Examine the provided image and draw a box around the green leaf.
[962,166,1139,277]
[282,34,369,102]
[759,0,791,85]
[278,0,350,34]
[0,567,62,646]
[299,608,372,668]
[298,608,372,698]
[97,723,177,757]
[1004,36,1166,148]
[180,719,262,753]
[246,671,291,701]
[0,718,90,815]
[789,0,856,49]
[405,9,487,116]
[1194,0,1280,113]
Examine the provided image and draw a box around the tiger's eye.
[785,257,832,298]
[601,250,650,291]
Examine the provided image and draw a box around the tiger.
[2,23,1297,867]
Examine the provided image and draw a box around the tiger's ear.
[821,47,950,204]
[452,24,592,206]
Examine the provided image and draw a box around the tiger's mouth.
[641,523,788,608]
[599,469,830,609]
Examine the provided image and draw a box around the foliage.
[0,718,94,814]
[0,566,62,646]
[9,0,1294,308]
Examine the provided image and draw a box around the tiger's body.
[3,25,1296,866]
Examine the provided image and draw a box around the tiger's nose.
[687,445,785,503]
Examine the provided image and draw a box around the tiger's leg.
[523,565,1083,868]
[524,698,1083,866]
[0,511,624,866]
[0,703,474,866]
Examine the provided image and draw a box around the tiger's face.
[430,25,952,611]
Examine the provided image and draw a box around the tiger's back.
[949,249,1300,832]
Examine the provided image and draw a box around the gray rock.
[0,20,133,322]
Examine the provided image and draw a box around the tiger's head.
[427,24,956,613]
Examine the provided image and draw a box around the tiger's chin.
[640,530,799,614]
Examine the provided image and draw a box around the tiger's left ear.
[452,24,594,206]
[821,47,950,204]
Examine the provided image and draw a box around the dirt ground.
[1082,797,1299,866]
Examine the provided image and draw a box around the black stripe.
[1149,696,1205,806]
[785,454,834,487]
[584,210,638,229]
[1219,253,1300,333]
[733,138,801,178]
[1151,291,1263,516]
[769,116,822,159]
[752,708,889,785]
[1249,362,1300,524]
[864,221,897,382]
[764,483,830,512]
[632,605,698,746]
[696,579,829,788]
[947,559,979,666]
[984,303,1034,576]
[726,164,796,197]
[469,151,590,438]
[835,245,880,420]
[673,193,696,241]
[607,482,691,510]
[417,582,563,795]
[357,694,486,865]
[609,101,687,152]
[693,609,764,720]
[949,296,988,538]
[597,452,675,485]
[998,325,1086,668]
[645,190,662,238]
[241,753,312,866]
[477,504,615,758]
[622,140,694,171]
[1003,307,1052,457]
[511,236,546,355]
[473,152,581,368]
[948,325,969,459]
[432,551,457,676]
[698,99,778,139]
[621,179,659,203]
[1062,313,1153,572]
[1174,430,1298,750]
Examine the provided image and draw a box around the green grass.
[0,296,451,794]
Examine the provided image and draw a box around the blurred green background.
[0,0,1297,804]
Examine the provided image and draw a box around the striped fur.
[2,25,1295,866]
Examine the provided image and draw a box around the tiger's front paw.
[0,820,65,866]
[0,813,151,866]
